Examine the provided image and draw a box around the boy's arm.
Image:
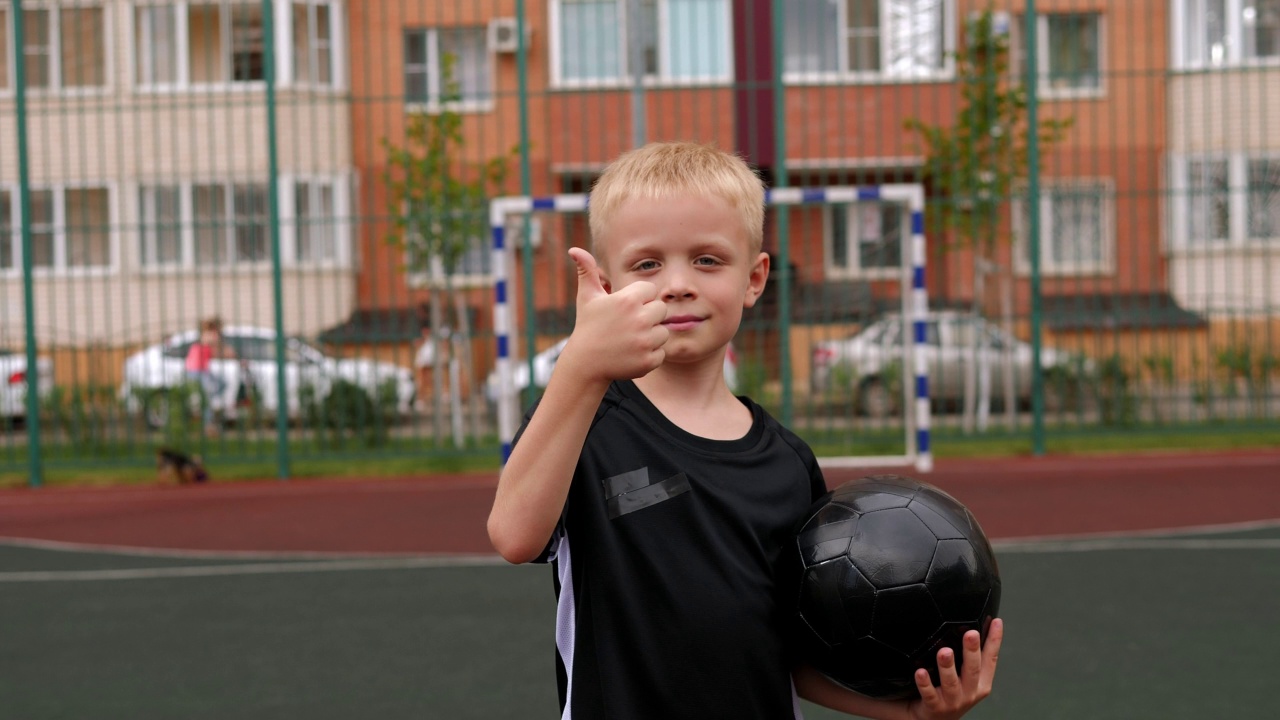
[793,621,1003,720]
[487,249,669,564]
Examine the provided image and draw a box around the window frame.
[549,0,735,88]
[1173,0,1280,69]
[782,0,957,85]
[1015,11,1106,100]
[403,25,494,113]
[135,175,353,272]
[1,4,11,95]
[10,182,119,276]
[289,174,351,268]
[130,0,345,92]
[1013,178,1116,277]
[823,200,908,281]
[288,0,340,89]
[0,185,14,272]
[15,1,112,96]
[1170,153,1280,250]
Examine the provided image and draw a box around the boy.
[488,142,1001,719]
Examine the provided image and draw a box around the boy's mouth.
[662,315,703,331]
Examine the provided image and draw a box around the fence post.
[1026,0,1046,457]
[265,0,290,479]
[12,3,42,488]
[771,0,792,426]
[517,0,537,407]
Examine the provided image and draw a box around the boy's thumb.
[569,248,606,301]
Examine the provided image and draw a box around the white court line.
[997,538,1280,553]
[0,535,455,560]
[991,517,1280,547]
[4,519,1278,583]
[0,555,509,583]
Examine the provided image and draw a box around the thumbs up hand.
[560,247,669,385]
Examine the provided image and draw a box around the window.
[404,27,491,108]
[1176,0,1280,68]
[23,186,113,271]
[135,1,341,88]
[1247,158,1280,240]
[1,5,9,92]
[1185,158,1230,245]
[825,202,904,278]
[1173,154,1280,248]
[292,1,334,86]
[406,232,492,286]
[1015,181,1114,275]
[295,179,338,264]
[20,3,107,91]
[139,178,351,269]
[784,0,953,80]
[0,189,12,270]
[139,185,183,266]
[1017,13,1103,97]
[552,0,731,85]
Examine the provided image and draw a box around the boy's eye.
[694,256,721,267]
[634,260,660,271]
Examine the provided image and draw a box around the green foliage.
[1042,355,1091,413]
[1141,354,1176,384]
[381,53,515,279]
[301,380,399,449]
[161,382,204,452]
[1096,354,1137,426]
[903,7,1072,253]
[39,384,117,449]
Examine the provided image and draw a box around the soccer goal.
[489,185,932,473]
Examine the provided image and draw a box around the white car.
[120,326,416,429]
[810,311,1086,417]
[0,349,53,424]
[485,338,739,403]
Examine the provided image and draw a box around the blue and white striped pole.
[491,186,930,472]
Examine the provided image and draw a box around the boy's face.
[597,194,768,372]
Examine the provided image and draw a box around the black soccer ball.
[785,474,1001,700]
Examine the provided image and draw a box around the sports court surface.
[3,449,1278,719]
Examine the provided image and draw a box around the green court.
[4,522,1278,719]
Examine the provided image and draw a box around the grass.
[2,422,1276,489]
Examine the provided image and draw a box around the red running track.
[1,449,1278,555]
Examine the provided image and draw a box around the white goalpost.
[490,185,932,473]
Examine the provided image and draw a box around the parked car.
[810,311,1088,417]
[1,349,54,424]
[485,338,739,404]
[120,326,417,429]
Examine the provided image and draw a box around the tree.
[382,55,515,445]
[903,7,1072,431]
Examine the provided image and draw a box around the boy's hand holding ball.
[564,248,669,384]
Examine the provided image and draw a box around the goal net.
[489,184,931,473]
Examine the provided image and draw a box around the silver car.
[120,326,417,429]
[810,311,1085,417]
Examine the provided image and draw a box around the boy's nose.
[661,271,696,300]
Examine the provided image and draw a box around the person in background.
[185,316,234,434]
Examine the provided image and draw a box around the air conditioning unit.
[489,17,529,54]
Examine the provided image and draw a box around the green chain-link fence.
[2,0,1276,485]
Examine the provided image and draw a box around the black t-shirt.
[513,380,827,719]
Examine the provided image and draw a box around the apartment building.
[1167,0,1280,316]
[344,1,1187,351]
[0,0,355,349]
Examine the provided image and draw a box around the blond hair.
[588,142,765,258]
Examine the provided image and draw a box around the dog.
[157,447,209,485]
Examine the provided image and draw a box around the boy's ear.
[742,251,770,309]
